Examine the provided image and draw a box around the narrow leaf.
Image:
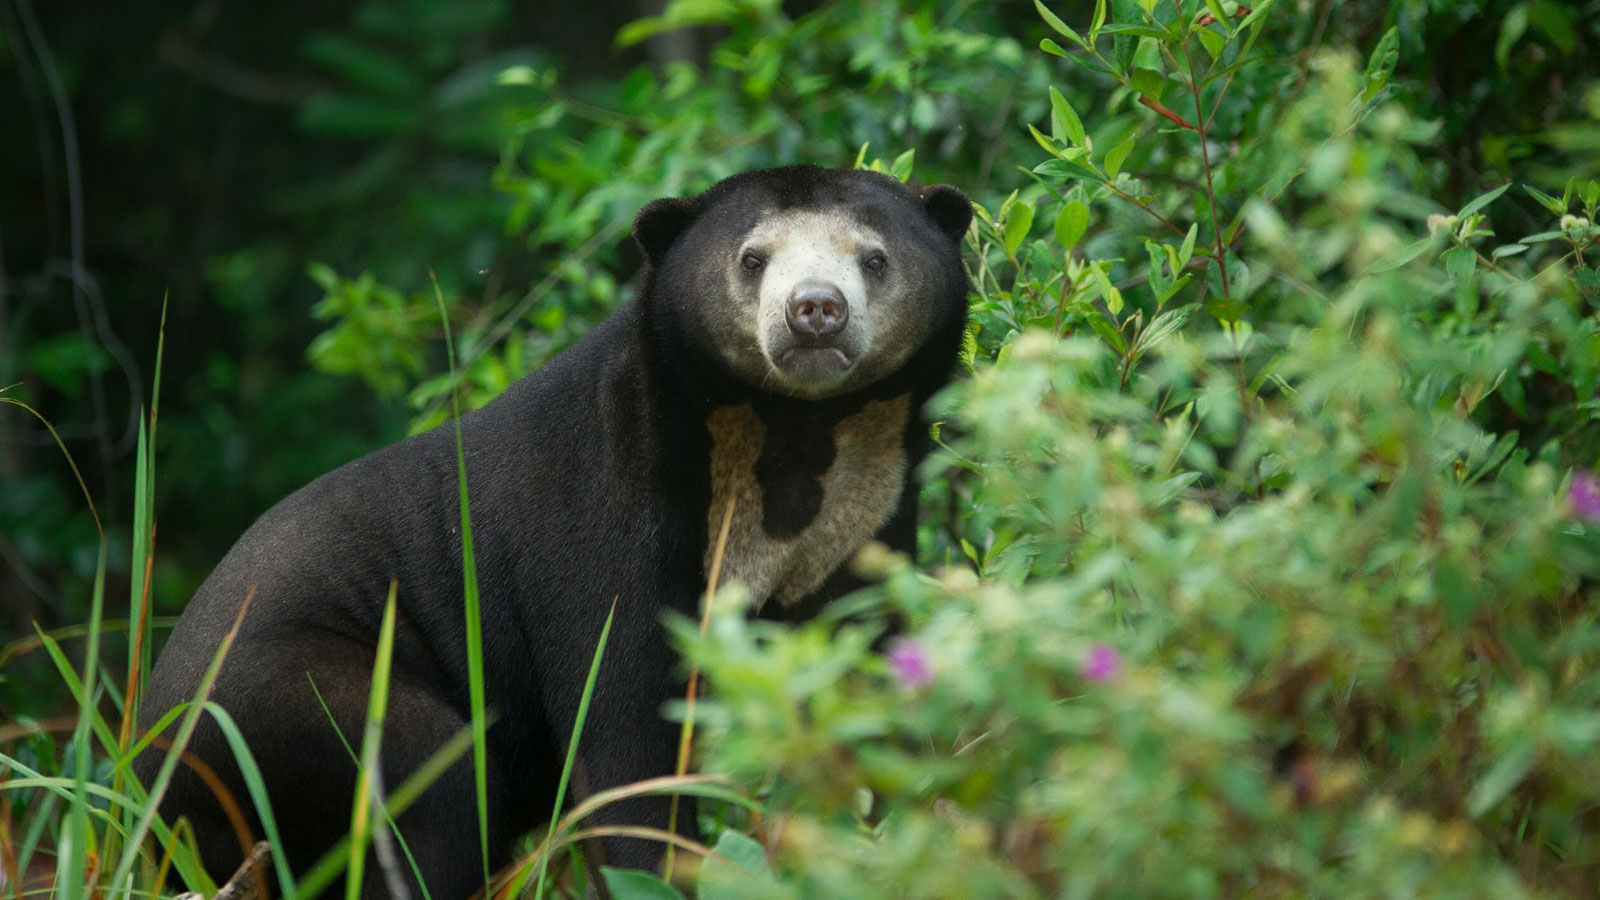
[1049,86,1086,146]
[1035,1,1087,49]
[1458,182,1511,218]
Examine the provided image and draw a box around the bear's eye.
[863,253,887,274]
[740,252,765,272]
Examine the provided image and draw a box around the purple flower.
[1572,471,1600,522]
[888,638,934,690]
[1081,643,1122,683]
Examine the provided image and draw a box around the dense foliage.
[4,0,1600,897]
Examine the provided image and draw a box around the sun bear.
[136,164,972,897]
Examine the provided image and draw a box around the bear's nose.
[786,281,849,337]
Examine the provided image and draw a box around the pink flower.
[888,638,934,690]
[1572,471,1600,522]
[1081,643,1121,683]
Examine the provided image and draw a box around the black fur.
[135,165,970,898]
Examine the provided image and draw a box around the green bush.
[649,2,1600,898]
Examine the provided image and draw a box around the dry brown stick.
[173,840,270,900]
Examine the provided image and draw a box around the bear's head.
[635,165,971,400]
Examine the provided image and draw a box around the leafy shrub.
[650,2,1600,899]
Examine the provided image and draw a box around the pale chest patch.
[705,395,911,608]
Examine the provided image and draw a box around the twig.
[1138,95,1197,131]
[174,841,272,900]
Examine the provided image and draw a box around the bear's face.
[636,166,971,400]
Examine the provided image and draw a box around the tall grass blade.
[558,775,757,831]
[61,542,105,900]
[16,793,58,899]
[306,675,434,900]
[32,629,123,771]
[118,299,166,889]
[19,634,215,891]
[107,593,253,897]
[429,270,492,888]
[2,768,138,839]
[0,396,101,537]
[0,616,179,671]
[295,725,478,898]
[121,293,165,773]
[520,600,615,900]
[346,582,400,900]
[124,417,150,740]
[199,703,300,900]
[0,757,212,892]
[494,776,750,899]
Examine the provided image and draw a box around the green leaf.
[1238,0,1275,30]
[1225,253,1250,296]
[1203,297,1247,323]
[1049,86,1086,146]
[1203,0,1230,29]
[1129,66,1165,99]
[602,868,688,900]
[1154,471,1202,506]
[1040,37,1073,58]
[1035,1,1087,49]
[1145,239,1170,297]
[1365,26,1399,88]
[1458,182,1511,218]
[1034,156,1105,183]
[1492,243,1529,258]
[1110,0,1142,71]
[1027,123,1064,159]
[1055,201,1090,251]
[1096,23,1173,40]
[1104,133,1137,177]
[1196,25,1226,59]
[1495,4,1530,69]
[709,830,769,874]
[1467,743,1536,817]
[1088,312,1128,352]
[699,830,774,900]
[1443,245,1478,284]
[1090,263,1124,316]
[1136,304,1196,353]
[889,148,916,182]
[1004,202,1035,256]
[1179,223,1198,268]
[1529,0,1576,53]
[1524,185,1567,216]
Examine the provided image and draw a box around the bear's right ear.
[921,184,973,242]
[634,197,699,266]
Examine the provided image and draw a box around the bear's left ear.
[921,184,972,241]
[634,197,699,266]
